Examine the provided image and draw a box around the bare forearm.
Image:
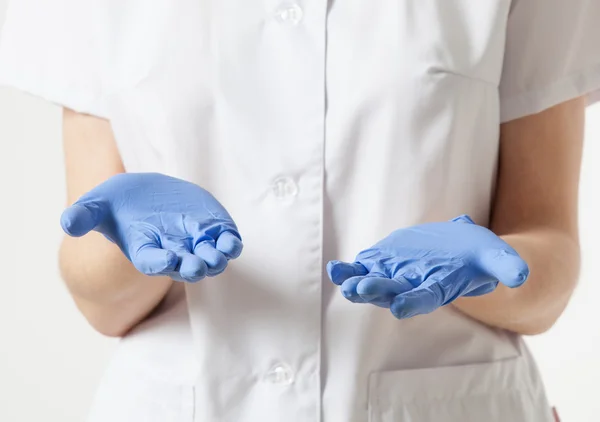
[60,232,173,337]
[453,228,580,335]
[60,109,173,336]
[454,98,585,335]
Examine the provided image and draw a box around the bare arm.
[453,97,584,335]
[60,109,173,337]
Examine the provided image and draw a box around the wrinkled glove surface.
[61,173,242,282]
[327,215,528,319]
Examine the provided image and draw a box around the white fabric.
[0,0,108,116]
[2,0,600,421]
[499,0,600,121]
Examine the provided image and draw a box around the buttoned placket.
[263,1,328,420]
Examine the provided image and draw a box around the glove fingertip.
[134,248,178,275]
[216,232,243,259]
[60,204,95,237]
[331,263,350,285]
[60,209,77,236]
[327,261,368,286]
[164,250,180,271]
[179,254,208,282]
[326,259,340,273]
[390,287,441,320]
[390,296,409,319]
[503,267,529,288]
[480,250,529,288]
[340,279,366,303]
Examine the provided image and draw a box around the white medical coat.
[1,0,600,421]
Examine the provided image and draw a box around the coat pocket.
[368,357,553,422]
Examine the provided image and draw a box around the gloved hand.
[60,173,243,282]
[327,215,528,319]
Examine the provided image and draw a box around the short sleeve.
[499,0,600,123]
[0,0,108,118]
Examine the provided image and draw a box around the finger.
[133,245,179,275]
[356,276,414,303]
[478,249,529,288]
[128,229,178,275]
[390,284,443,319]
[177,252,208,282]
[450,214,475,224]
[60,201,107,237]
[215,231,243,259]
[327,261,369,286]
[162,241,208,282]
[340,276,368,303]
[463,282,498,297]
[194,241,228,276]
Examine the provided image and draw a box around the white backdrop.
[0,5,599,422]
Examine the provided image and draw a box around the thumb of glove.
[60,201,107,237]
[478,249,529,288]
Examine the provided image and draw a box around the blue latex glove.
[327,215,528,319]
[60,173,243,282]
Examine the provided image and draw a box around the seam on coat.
[379,388,530,409]
[501,61,600,102]
[500,61,600,122]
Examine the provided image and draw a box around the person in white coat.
[1,0,599,421]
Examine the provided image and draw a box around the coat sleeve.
[0,0,108,118]
[499,0,600,122]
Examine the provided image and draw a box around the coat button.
[272,177,299,199]
[266,364,295,385]
[275,4,303,25]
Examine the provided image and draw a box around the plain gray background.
[1,1,600,421]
